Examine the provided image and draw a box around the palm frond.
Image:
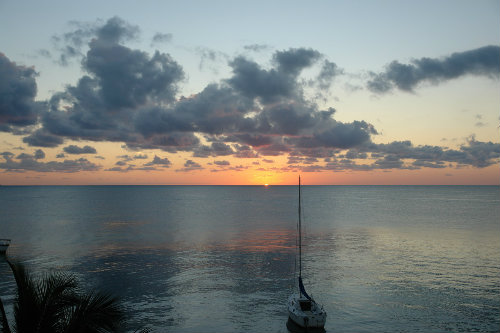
[64,291,124,333]
[7,259,43,332]
[4,260,133,333]
[36,272,79,333]
[0,298,12,333]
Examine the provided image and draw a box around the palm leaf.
[0,297,12,333]
[4,260,135,333]
[63,291,124,333]
[35,272,79,333]
[6,259,43,332]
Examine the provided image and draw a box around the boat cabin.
[299,299,312,311]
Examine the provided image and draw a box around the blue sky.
[0,0,499,184]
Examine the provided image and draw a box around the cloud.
[83,40,184,108]
[13,19,378,158]
[458,135,500,168]
[52,16,140,66]
[0,53,43,129]
[22,129,64,147]
[152,32,173,45]
[273,48,321,76]
[197,47,228,72]
[63,145,97,154]
[0,151,100,173]
[214,160,230,166]
[144,155,171,167]
[29,17,185,147]
[3,16,498,177]
[280,136,500,173]
[176,159,203,172]
[316,60,343,90]
[243,44,271,52]
[34,149,45,159]
[193,142,234,158]
[227,56,297,102]
[368,45,500,93]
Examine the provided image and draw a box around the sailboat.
[287,176,326,330]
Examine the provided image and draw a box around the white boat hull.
[287,294,326,329]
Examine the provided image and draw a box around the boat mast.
[298,175,302,279]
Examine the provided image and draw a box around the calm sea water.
[1,185,499,332]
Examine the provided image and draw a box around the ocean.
[1,185,499,332]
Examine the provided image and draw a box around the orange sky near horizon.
[1,163,498,186]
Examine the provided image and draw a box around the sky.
[0,0,499,185]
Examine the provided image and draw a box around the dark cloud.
[0,151,100,173]
[287,119,376,149]
[193,142,234,158]
[105,166,134,172]
[22,129,64,147]
[34,17,185,148]
[227,56,296,102]
[316,60,343,90]
[63,145,97,154]
[1,151,15,159]
[117,154,133,162]
[273,48,321,76]
[96,16,140,44]
[52,17,140,66]
[364,138,500,168]
[214,160,230,166]
[152,32,173,45]
[3,16,496,176]
[233,144,259,158]
[34,149,45,159]
[14,20,377,158]
[176,159,203,172]
[368,45,500,93]
[227,48,322,103]
[281,136,500,172]
[0,53,42,128]
[458,136,500,168]
[144,155,171,167]
[83,42,184,108]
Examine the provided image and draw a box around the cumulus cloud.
[214,160,230,166]
[11,19,380,159]
[368,45,500,93]
[0,53,43,129]
[22,129,64,147]
[0,150,100,173]
[144,155,171,167]
[176,159,203,172]
[2,16,498,176]
[316,60,343,90]
[22,16,185,149]
[284,138,500,172]
[52,17,140,66]
[63,145,97,154]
